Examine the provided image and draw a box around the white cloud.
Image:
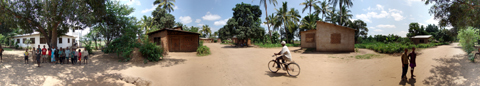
[425,17,439,25]
[374,29,383,32]
[355,8,405,22]
[355,11,388,23]
[376,24,396,28]
[197,24,204,26]
[389,9,405,21]
[116,0,141,6]
[174,6,179,10]
[363,4,384,11]
[396,31,408,37]
[406,0,421,6]
[141,5,158,13]
[179,16,192,24]
[195,19,201,23]
[202,12,221,21]
[214,18,229,26]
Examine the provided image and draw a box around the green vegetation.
[355,42,449,54]
[254,43,300,48]
[355,54,379,59]
[140,38,164,62]
[218,2,265,44]
[2,48,12,51]
[196,46,211,56]
[457,27,479,55]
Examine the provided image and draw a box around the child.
[42,45,47,63]
[36,47,41,67]
[36,45,41,64]
[51,47,56,63]
[65,47,70,64]
[58,48,64,64]
[401,49,409,80]
[48,48,52,63]
[32,47,35,63]
[409,47,417,78]
[24,49,29,64]
[72,48,77,65]
[78,49,82,65]
[83,50,89,64]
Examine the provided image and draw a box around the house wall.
[148,31,169,52]
[411,38,430,44]
[315,22,355,52]
[167,31,199,52]
[300,30,316,48]
[200,39,213,43]
[14,35,76,49]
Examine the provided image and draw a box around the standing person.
[58,47,64,64]
[401,49,409,80]
[32,47,35,63]
[72,48,77,64]
[83,50,89,64]
[65,47,70,64]
[48,48,52,63]
[24,49,29,64]
[409,47,417,78]
[36,46,41,67]
[41,45,47,63]
[51,47,56,63]
[0,45,4,62]
[78,49,82,65]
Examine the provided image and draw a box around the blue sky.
[111,0,441,37]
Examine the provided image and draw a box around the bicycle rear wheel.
[287,63,300,76]
[268,60,279,73]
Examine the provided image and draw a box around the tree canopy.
[218,2,265,41]
[424,0,480,28]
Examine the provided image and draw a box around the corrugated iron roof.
[411,35,432,38]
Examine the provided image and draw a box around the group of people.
[24,45,89,67]
[401,47,417,80]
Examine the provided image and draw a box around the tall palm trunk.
[339,3,343,25]
[264,1,272,43]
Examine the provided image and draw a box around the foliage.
[355,42,449,54]
[196,46,211,56]
[407,22,430,37]
[348,19,369,41]
[328,0,353,26]
[300,0,319,15]
[94,0,138,45]
[218,2,265,42]
[424,0,480,28]
[299,13,320,32]
[201,25,212,38]
[184,26,200,33]
[457,27,480,53]
[255,0,278,43]
[199,41,204,47]
[140,38,164,62]
[275,2,301,43]
[254,43,300,48]
[151,7,175,31]
[153,0,176,13]
[80,40,94,54]
[0,0,106,48]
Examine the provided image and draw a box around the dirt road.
[111,43,480,86]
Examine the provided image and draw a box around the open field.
[1,43,479,86]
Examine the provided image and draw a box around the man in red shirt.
[42,45,47,63]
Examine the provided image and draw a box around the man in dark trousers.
[409,47,417,78]
[401,49,409,80]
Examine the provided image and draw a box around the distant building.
[13,34,77,49]
[410,35,432,44]
[300,21,355,52]
[148,26,200,52]
[200,38,213,43]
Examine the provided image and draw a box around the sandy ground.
[1,43,480,86]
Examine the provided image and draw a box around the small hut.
[299,21,356,52]
[147,26,200,52]
[410,35,432,44]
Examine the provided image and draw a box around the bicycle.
[268,55,300,76]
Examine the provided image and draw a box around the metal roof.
[411,35,432,38]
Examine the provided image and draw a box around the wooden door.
[169,36,181,52]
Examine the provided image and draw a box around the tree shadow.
[0,50,186,86]
[422,54,480,86]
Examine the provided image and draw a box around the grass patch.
[355,54,379,59]
[254,43,300,48]
[196,45,211,56]
[2,48,13,51]
[355,42,450,54]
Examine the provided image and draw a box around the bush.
[199,41,204,46]
[103,35,139,62]
[457,27,480,53]
[213,39,218,43]
[140,39,164,62]
[196,45,210,56]
[81,40,93,54]
[355,42,446,54]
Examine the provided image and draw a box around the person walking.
[24,49,29,64]
[65,47,71,64]
[409,47,417,78]
[41,45,47,63]
[401,49,409,80]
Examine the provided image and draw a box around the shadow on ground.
[264,71,297,78]
[221,45,254,48]
[422,54,480,86]
[0,50,186,86]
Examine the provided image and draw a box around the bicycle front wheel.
[287,63,300,76]
[268,60,279,73]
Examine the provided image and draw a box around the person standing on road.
[72,48,77,64]
[83,50,89,64]
[409,47,417,78]
[58,47,64,64]
[42,45,47,63]
[273,41,292,70]
[36,46,41,67]
[51,47,56,63]
[24,49,29,64]
[78,49,82,65]
[401,49,409,80]
[65,47,70,64]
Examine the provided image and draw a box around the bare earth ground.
[1,43,480,86]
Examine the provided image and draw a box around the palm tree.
[348,20,368,41]
[300,14,320,32]
[328,0,353,25]
[153,0,176,13]
[313,0,330,20]
[300,0,318,15]
[325,7,337,24]
[253,0,278,42]
[141,15,153,34]
[201,25,211,38]
[275,2,301,43]
[337,6,352,26]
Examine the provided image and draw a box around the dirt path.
[1,43,479,86]
[109,43,480,86]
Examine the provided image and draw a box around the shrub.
[140,39,164,62]
[457,27,480,53]
[81,40,93,54]
[355,42,445,54]
[199,41,204,46]
[196,45,210,56]
[213,39,218,43]
[103,35,138,62]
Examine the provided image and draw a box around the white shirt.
[83,51,89,57]
[280,46,292,61]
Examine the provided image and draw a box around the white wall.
[14,35,76,49]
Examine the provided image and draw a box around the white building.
[12,33,77,49]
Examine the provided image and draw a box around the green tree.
[153,0,176,13]
[407,22,421,37]
[141,15,154,34]
[184,26,200,33]
[300,14,320,32]
[314,0,331,20]
[300,0,318,15]
[201,25,212,38]
[218,2,265,43]
[424,0,480,28]
[348,20,369,41]
[425,24,439,34]
[337,6,353,26]
[275,2,301,43]
[328,0,353,25]
[0,0,106,48]
[151,8,175,32]
[94,0,136,45]
[457,27,480,53]
[253,0,278,42]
